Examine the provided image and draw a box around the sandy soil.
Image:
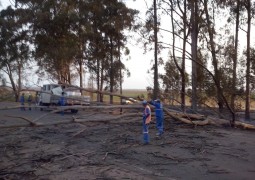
[0,102,255,180]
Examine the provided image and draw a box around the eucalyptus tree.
[189,0,200,111]
[203,0,226,113]
[196,49,213,106]
[160,0,191,111]
[244,0,253,121]
[0,6,31,101]
[141,1,161,100]
[153,0,159,100]
[85,0,137,103]
[215,0,248,119]
[200,0,243,123]
[15,0,82,84]
[229,0,242,111]
[161,54,189,105]
[72,0,91,92]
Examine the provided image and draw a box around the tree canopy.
[1,0,255,121]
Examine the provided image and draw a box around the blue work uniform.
[59,96,66,106]
[27,95,32,110]
[150,100,164,135]
[59,95,66,115]
[20,95,25,111]
[143,105,151,144]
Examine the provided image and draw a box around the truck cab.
[40,84,60,105]
[39,84,90,106]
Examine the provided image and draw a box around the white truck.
[39,84,90,113]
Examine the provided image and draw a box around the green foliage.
[12,0,138,89]
[160,56,189,100]
[0,6,31,101]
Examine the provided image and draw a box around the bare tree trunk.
[110,37,114,104]
[245,0,251,121]
[97,58,100,102]
[18,62,22,97]
[100,60,104,102]
[118,42,123,105]
[204,0,224,113]
[79,59,83,91]
[191,0,198,111]
[170,0,182,107]
[153,0,159,100]
[6,63,19,101]
[231,0,240,111]
[78,0,84,94]
[78,41,85,94]
[181,0,187,112]
[118,42,123,113]
[68,65,71,84]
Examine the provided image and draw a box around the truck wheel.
[71,109,78,114]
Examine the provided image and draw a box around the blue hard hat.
[155,99,160,102]
[142,100,147,105]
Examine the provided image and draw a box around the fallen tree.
[1,84,255,130]
[163,108,255,130]
[0,103,255,130]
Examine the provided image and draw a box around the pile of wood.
[163,108,255,130]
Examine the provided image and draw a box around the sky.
[121,1,156,89]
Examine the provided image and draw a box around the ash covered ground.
[0,102,255,180]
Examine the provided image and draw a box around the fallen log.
[0,104,142,111]
[1,102,255,131]
[163,108,255,130]
[0,114,141,129]
[5,115,36,126]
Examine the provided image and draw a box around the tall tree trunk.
[78,0,84,94]
[170,0,182,107]
[118,41,123,111]
[181,0,187,112]
[18,62,22,95]
[7,63,18,102]
[118,41,122,102]
[153,0,159,100]
[204,0,224,113]
[68,65,71,84]
[231,0,240,113]
[191,0,198,111]
[79,41,86,94]
[245,0,251,121]
[110,37,114,104]
[79,58,83,91]
[97,58,100,102]
[100,62,104,102]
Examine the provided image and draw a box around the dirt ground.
[0,102,255,180]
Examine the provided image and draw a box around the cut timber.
[74,113,140,123]
[164,108,255,130]
[5,115,36,126]
[22,84,139,103]
[0,104,142,111]
[0,114,141,129]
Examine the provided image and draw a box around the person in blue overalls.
[142,100,151,144]
[149,99,164,137]
[27,94,32,111]
[20,93,26,111]
[59,92,66,116]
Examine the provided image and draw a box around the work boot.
[156,132,164,137]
